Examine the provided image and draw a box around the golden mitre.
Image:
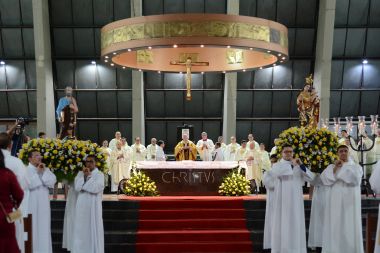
[305,74,313,86]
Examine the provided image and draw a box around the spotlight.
[200,45,204,48]
[148,46,152,50]
[127,49,132,52]
[0,61,5,65]
[113,52,117,55]
[173,44,178,48]
[362,59,368,64]
[243,69,246,72]
[105,56,109,59]
[122,66,126,69]
[259,67,263,70]
[201,72,204,75]
[110,63,114,66]
[227,46,231,48]
[91,61,96,65]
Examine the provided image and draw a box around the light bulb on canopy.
[101,14,289,100]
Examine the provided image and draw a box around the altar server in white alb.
[266,144,314,253]
[110,141,131,192]
[196,132,215,161]
[320,144,364,253]
[262,155,278,250]
[72,155,105,253]
[27,150,57,253]
[308,173,327,252]
[370,160,380,253]
[224,136,240,161]
[235,140,248,161]
[131,137,146,162]
[212,142,224,161]
[156,140,167,161]
[146,138,158,161]
[62,179,78,252]
[0,133,29,253]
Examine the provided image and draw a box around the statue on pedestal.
[56,87,79,140]
[297,74,320,128]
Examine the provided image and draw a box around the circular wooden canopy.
[101,14,289,73]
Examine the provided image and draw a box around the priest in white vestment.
[73,155,104,253]
[374,129,380,161]
[244,142,263,192]
[267,144,314,253]
[320,144,364,253]
[224,136,240,161]
[308,174,327,251]
[217,136,227,151]
[338,129,349,145]
[27,150,57,253]
[259,143,271,172]
[146,138,158,161]
[196,132,215,161]
[369,161,380,253]
[247,133,260,151]
[262,155,278,250]
[212,142,224,161]
[131,137,146,162]
[235,140,248,161]
[270,139,279,156]
[0,133,29,253]
[110,141,131,192]
[108,131,122,151]
[156,140,166,161]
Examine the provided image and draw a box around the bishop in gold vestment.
[174,134,198,161]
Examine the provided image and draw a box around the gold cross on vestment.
[170,57,209,101]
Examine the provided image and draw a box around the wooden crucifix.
[170,56,209,101]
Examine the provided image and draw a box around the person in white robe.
[344,137,359,164]
[100,140,112,189]
[262,155,278,250]
[259,143,271,172]
[320,144,364,253]
[156,140,166,161]
[358,132,375,176]
[224,136,240,161]
[338,129,349,145]
[26,150,57,253]
[308,174,327,251]
[212,142,224,161]
[0,133,29,253]
[374,129,380,162]
[217,136,227,151]
[270,139,279,156]
[245,142,263,192]
[62,181,78,252]
[72,155,104,253]
[146,138,158,161]
[109,141,131,192]
[266,144,314,253]
[196,132,215,161]
[108,131,122,151]
[235,140,248,161]
[369,161,380,253]
[247,133,260,151]
[131,137,146,162]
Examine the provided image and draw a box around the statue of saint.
[56,86,79,139]
[296,74,320,128]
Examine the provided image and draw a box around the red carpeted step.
[137,229,251,243]
[136,241,253,253]
[139,208,246,219]
[139,199,244,210]
[138,218,247,230]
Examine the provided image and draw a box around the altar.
[136,161,245,196]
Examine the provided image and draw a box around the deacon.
[196,132,215,161]
[0,132,29,253]
[267,144,314,253]
[369,160,380,253]
[156,140,167,161]
[109,131,122,151]
[212,142,224,161]
[245,142,263,193]
[27,150,57,253]
[174,134,197,161]
[131,137,146,162]
[235,140,248,161]
[262,155,278,250]
[247,133,260,151]
[320,144,364,253]
[225,136,240,161]
[72,155,105,253]
[146,138,158,161]
[110,141,131,192]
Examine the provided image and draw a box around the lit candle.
[345,116,353,135]
[358,116,366,135]
[333,117,340,134]
[370,115,378,135]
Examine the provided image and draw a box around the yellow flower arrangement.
[275,127,339,173]
[218,170,251,196]
[19,138,108,182]
[123,170,159,196]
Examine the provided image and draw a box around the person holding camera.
[26,150,57,253]
[7,119,29,157]
[0,150,24,253]
[72,155,105,253]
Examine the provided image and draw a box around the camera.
[16,117,30,129]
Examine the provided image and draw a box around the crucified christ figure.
[170,57,209,101]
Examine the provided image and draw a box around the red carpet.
[132,197,254,253]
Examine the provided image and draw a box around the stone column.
[314,0,336,122]
[222,0,239,140]
[130,0,145,144]
[32,0,56,138]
